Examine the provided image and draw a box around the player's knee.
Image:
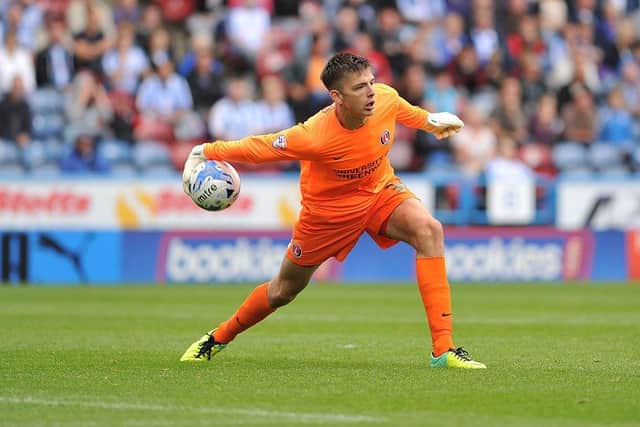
[412,216,443,248]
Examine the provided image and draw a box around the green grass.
[1,283,639,427]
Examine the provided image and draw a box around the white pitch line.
[0,396,385,424]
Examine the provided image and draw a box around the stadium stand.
[0,0,638,221]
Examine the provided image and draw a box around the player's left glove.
[182,143,206,195]
[425,112,464,140]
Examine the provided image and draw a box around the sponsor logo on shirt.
[380,130,391,145]
[333,155,384,180]
[272,135,287,150]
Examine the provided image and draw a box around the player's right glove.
[425,112,464,140]
[182,143,206,195]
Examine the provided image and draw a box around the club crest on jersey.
[290,241,303,258]
[380,130,391,145]
[272,135,287,150]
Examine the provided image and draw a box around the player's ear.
[329,89,343,105]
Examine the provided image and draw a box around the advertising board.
[0,176,432,230]
[1,229,631,285]
[557,181,640,230]
[343,228,596,282]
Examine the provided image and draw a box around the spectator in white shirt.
[208,75,260,140]
[451,103,498,177]
[102,21,149,94]
[485,136,534,182]
[396,0,446,24]
[136,55,199,141]
[0,29,35,95]
[0,1,43,51]
[226,0,270,59]
[136,55,193,122]
[470,8,500,66]
[255,75,294,134]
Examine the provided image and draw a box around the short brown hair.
[320,52,371,91]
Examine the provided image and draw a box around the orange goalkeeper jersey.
[203,83,433,218]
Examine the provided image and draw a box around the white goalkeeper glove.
[426,112,464,140]
[182,143,206,195]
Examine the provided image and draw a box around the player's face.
[334,69,376,118]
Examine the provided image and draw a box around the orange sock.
[214,283,276,344]
[416,257,455,356]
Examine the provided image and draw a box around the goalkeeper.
[180,52,486,369]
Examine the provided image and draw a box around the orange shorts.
[286,179,417,266]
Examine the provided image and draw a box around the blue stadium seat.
[141,164,179,177]
[32,113,65,139]
[552,142,588,172]
[23,140,62,172]
[598,165,630,178]
[99,139,133,165]
[28,88,64,114]
[558,167,593,178]
[0,139,21,164]
[427,151,454,168]
[30,163,62,177]
[632,146,640,170]
[110,163,138,177]
[0,164,26,177]
[588,143,625,170]
[133,141,172,170]
[23,140,48,168]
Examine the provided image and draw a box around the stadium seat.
[24,140,64,174]
[110,163,138,177]
[133,141,173,171]
[99,139,133,166]
[558,167,593,178]
[32,113,65,139]
[631,146,640,170]
[598,165,630,178]
[44,138,65,160]
[551,142,588,172]
[141,164,179,178]
[588,143,625,171]
[23,140,48,168]
[0,164,26,177]
[28,88,65,114]
[0,139,21,164]
[30,163,62,177]
[427,151,454,168]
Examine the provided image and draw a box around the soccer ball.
[188,160,241,211]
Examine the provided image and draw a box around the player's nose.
[366,83,375,96]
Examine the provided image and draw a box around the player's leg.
[382,198,486,369]
[180,257,318,362]
[213,256,319,344]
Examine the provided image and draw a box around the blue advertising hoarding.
[0,228,633,284]
[0,231,120,284]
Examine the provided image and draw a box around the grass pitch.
[1,283,639,427]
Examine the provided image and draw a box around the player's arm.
[182,124,314,194]
[395,95,464,140]
[202,124,315,163]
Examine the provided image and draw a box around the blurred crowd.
[0,0,639,177]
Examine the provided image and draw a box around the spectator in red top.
[156,0,195,24]
[506,15,546,66]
